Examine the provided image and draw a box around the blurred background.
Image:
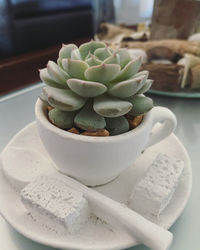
[0,0,155,59]
[0,0,200,95]
[0,0,92,58]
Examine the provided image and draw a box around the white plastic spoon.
[57,173,173,250]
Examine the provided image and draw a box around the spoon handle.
[89,193,173,250]
[59,174,173,250]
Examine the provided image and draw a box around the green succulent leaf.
[57,58,63,69]
[133,70,149,79]
[103,53,120,65]
[108,75,146,98]
[70,48,82,60]
[112,56,142,82]
[106,116,129,135]
[47,60,70,84]
[57,44,78,68]
[59,44,78,59]
[67,79,107,97]
[85,64,121,84]
[126,95,154,116]
[94,94,133,118]
[94,47,112,61]
[116,48,132,68]
[79,41,106,59]
[62,59,88,80]
[39,68,68,89]
[42,86,86,111]
[85,52,93,60]
[74,101,106,131]
[85,55,102,66]
[48,109,76,129]
[39,92,48,104]
[136,79,153,94]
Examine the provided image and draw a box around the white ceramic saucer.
[0,122,192,250]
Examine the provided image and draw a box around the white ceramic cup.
[35,99,177,186]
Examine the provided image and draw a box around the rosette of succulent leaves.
[40,41,153,135]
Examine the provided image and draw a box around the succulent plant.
[40,41,153,135]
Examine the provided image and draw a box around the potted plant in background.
[35,41,176,186]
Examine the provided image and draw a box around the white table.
[0,83,199,250]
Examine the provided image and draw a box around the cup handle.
[144,106,177,149]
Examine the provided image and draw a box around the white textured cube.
[21,175,90,233]
[129,153,184,217]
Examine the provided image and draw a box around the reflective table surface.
[0,83,199,250]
